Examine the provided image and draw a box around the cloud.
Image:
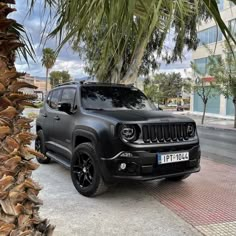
[159,30,193,71]
[12,1,87,79]
[160,50,192,70]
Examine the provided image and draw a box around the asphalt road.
[197,127,236,165]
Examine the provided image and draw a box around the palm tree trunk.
[46,68,49,93]
[0,2,54,235]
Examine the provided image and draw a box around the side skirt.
[46,151,71,169]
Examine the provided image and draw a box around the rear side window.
[61,88,76,108]
[49,89,62,109]
[46,91,52,105]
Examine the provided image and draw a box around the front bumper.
[101,145,201,182]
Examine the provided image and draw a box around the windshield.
[81,86,155,111]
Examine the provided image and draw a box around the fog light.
[120,163,127,170]
[120,152,133,158]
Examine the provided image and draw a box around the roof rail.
[55,81,79,87]
[83,81,135,87]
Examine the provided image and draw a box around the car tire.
[71,142,108,197]
[35,130,51,164]
[166,174,191,181]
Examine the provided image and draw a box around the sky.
[12,1,192,79]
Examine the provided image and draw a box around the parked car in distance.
[36,82,201,197]
[167,102,177,107]
[33,99,42,104]
[177,103,190,111]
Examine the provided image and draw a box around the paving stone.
[143,159,236,235]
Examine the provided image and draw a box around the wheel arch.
[73,128,100,152]
[36,124,42,132]
[72,128,111,183]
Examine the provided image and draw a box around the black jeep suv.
[36,82,200,197]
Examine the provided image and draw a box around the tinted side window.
[50,89,62,109]
[61,88,76,107]
[46,91,52,105]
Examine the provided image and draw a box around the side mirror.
[58,102,72,114]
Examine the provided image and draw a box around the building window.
[194,58,208,75]
[229,19,236,36]
[226,52,236,73]
[194,55,221,75]
[198,26,222,46]
[217,0,224,11]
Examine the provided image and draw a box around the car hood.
[85,110,194,123]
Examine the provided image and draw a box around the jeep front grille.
[142,123,195,143]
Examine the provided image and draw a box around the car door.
[44,88,62,152]
[50,87,77,160]
[39,91,52,139]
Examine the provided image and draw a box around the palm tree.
[0,1,54,235]
[33,0,236,84]
[41,48,56,93]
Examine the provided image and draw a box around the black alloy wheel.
[35,137,41,152]
[71,142,107,197]
[73,153,94,188]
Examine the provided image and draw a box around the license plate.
[157,152,189,165]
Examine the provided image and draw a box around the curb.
[197,124,236,133]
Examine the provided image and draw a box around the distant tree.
[144,73,191,105]
[207,42,236,128]
[42,48,57,93]
[144,79,160,103]
[191,62,218,124]
[49,71,71,88]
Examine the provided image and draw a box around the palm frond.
[14,0,236,72]
[10,22,36,64]
[27,0,56,14]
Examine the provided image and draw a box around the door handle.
[54,116,60,120]
[42,113,47,117]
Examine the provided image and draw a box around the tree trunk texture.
[0,1,54,235]
[45,68,48,93]
[110,58,123,83]
[121,34,148,84]
[233,97,236,128]
[202,102,207,125]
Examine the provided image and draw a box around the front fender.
[73,127,99,150]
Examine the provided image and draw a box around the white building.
[191,0,236,118]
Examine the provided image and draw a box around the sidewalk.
[174,111,236,132]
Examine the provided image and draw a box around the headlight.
[119,124,138,142]
[187,124,195,137]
